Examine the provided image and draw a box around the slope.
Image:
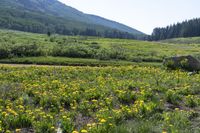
[0,0,144,38]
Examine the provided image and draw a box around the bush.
[11,44,43,57]
[89,42,101,49]
[166,90,182,105]
[40,97,60,112]
[185,95,198,108]
[36,121,54,133]
[163,110,191,132]
[0,48,10,59]
[52,45,96,58]
[109,45,129,60]
[5,114,32,130]
[96,48,111,60]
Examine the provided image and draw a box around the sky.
[58,0,200,34]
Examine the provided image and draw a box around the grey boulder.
[163,55,200,71]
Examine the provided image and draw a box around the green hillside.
[1,30,200,65]
[0,0,144,39]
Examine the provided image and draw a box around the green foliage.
[35,121,54,133]
[163,59,175,69]
[61,120,75,133]
[0,48,9,59]
[166,90,182,105]
[11,44,43,57]
[0,0,141,39]
[0,65,200,132]
[96,48,111,60]
[161,37,200,44]
[1,30,200,65]
[163,110,192,132]
[151,18,200,40]
[114,119,162,133]
[184,95,199,108]
[4,114,32,130]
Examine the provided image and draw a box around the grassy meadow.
[1,30,200,133]
[1,29,200,65]
[160,37,200,44]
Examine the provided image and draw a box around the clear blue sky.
[59,0,200,34]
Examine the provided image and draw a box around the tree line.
[150,18,200,41]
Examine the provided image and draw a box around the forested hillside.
[151,18,200,40]
[0,0,144,39]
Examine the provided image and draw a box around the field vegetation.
[160,37,200,44]
[1,30,200,66]
[0,65,200,133]
[1,30,200,132]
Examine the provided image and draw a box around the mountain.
[0,0,145,38]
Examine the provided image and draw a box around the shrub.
[185,95,198,108]
[11,44,43,57]
[96,48,111,60]
[52,45,96,58]
[163,110,191,132]
[36,121,54,133]
[0,48,10,59]
[6,114,32,130]
[109,45,129,60]
[61,119,75,133]
[166,90,182,105]
[118,91,136,105]
[40,97,60,112]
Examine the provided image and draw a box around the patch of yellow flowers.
[0,65,199,132]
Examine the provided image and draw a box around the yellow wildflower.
[87,123,92,127]
[175,108,179,111]
[62,116,67,119]
[100,118,106,123]
[81,129,87,133]
[16,129,21,132]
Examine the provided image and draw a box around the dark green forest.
[0,8,138,39]
[0,0,146,39]
[151,18,200,40]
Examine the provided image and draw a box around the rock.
[188,71,198,76]
[163,55,200,71]
[57,122,62,133]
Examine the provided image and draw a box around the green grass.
[160,37,200,44]
[0,56,161,67]
[1,29,200,66]
[1,30,200,132]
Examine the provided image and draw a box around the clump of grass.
[166,90,182,105]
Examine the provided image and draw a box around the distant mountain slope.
[86,14,143,35]
[0,0,144,38]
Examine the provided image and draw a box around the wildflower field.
[0,65,200,133]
